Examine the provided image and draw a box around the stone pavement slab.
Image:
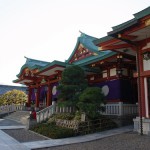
[23,125,133,149]
[0,119,26,129]
[0,130,30,150]
[0,119,23,126]
[0,125,26,129]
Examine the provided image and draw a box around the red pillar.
[47,85,52,106]
[35,87,40,108]
[137,48,146,117]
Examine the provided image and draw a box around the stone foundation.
[133,117,150,135]
[26,118,37,129]
[106,115,136,127]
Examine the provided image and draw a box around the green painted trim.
[66,32,100,63]
[39,60,67,72]
[73,51,116,66]
[108,19,138,36]
[93,36,113,45]
[134,6,150,19]
[13,79,20,83]
[16,57,49,78]
[16,64,43,77]
[66,37,80,63]
[108,7,150,36]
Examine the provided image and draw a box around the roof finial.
[79,30,82,34]
[24,56,28,59]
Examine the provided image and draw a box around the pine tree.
[57,65,87,107]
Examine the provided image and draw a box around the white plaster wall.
[142,42,150,71]
[110,68,116,76]
[143,59,150,71]
[102,70,107,78]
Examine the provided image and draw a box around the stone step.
[4,111,30,124]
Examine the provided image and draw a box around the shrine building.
[14,6,150,134]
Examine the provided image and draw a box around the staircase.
[4,111,30,125]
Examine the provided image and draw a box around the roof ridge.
[79,31,98,40]
[24,56,50,64]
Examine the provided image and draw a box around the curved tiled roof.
[66,32,114,63]
[94,6,150,45]
[108,6,150,36]
[17,57,50,77]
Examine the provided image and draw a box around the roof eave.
[108,20,138,36]
[39,60,67,72]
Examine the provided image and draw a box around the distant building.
[0,85,27,95]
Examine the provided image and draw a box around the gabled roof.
[108,6,150,35]
[66,32,100,63]
[39,60,67,72]
[0,85,26,95]
[66,32,116,66]
[17,57,49,77]
[25,57,49,67]
[134,6,150,20]
[93,35,114,45]
[94,6,150,45]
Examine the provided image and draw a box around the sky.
[0,0,150,86]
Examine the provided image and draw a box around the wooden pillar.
[35,87,40,108]
[138,49,146,117]
[116,54,123,77]
[47,85,52,106]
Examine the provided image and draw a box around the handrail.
[36,105,56,123]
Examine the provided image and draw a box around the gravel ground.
[3,129,49,142]
[35,132,150,150]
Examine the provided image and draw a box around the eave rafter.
[98,38,121,47]
[99,43,132,51]
[22,76,38,81]
[118,34,137,40]
[123,16,150,36]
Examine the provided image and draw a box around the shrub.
[74,111,81,121]
[30,122,75,139]
[78,87,105,119]
[48,113,75,121]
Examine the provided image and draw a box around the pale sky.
[0,0,150,86]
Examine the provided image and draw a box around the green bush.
[77,87,105,119]
[74,111,81,121]
[30,122,75,139]
[48,113,75,121]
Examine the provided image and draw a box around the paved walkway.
[0,118,133,150]
[23,126,133,149]
[0,119,30,150]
